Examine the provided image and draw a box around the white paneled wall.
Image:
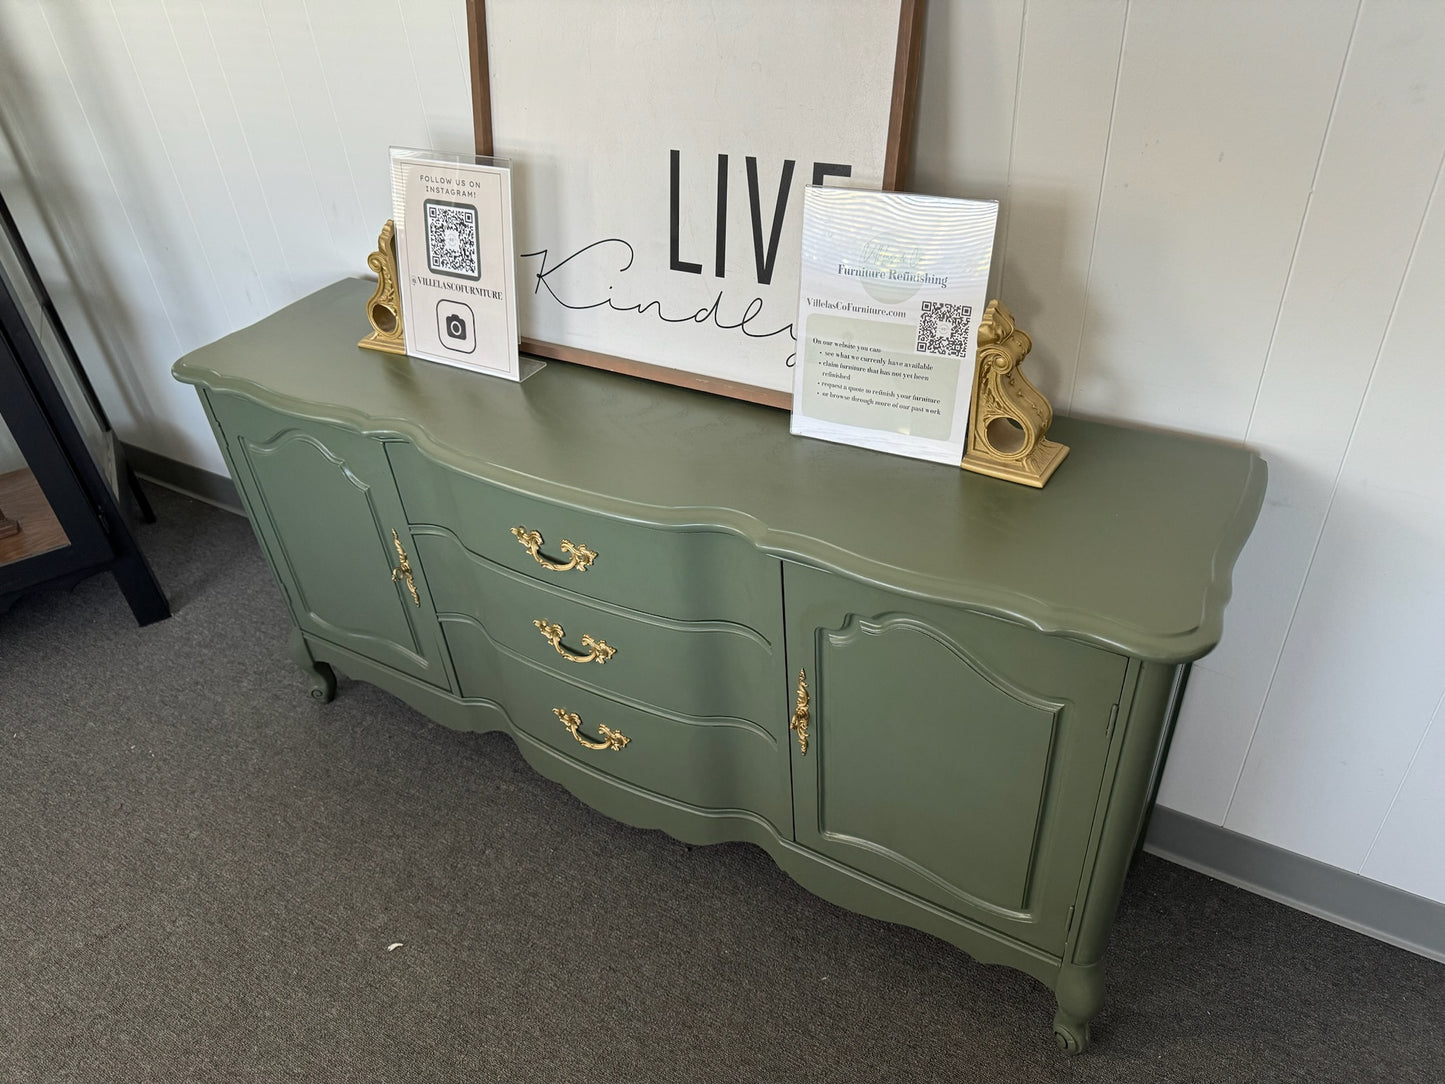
[2,1,1443,908]
[0,0,476,471]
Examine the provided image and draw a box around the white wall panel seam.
[451,0,472,116]
[198,4,298,292]
[297,0,370,249]
[1222,142,1445,823]
[1207,0,1360,815]
[1241,0,1362,447]
[1063,0,1129,417]
[1360,687,1445,872]
[156,0,273,315]
[101,0,233,332]
[256,2,345,261]
[41,4,183,357]
[394,0,440,152]
[992,0,1029,301]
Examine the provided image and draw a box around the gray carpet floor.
[1,485,1440,1083]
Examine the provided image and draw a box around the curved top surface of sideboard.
[174,278,1267,663]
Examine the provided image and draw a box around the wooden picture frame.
[466,0,926,408]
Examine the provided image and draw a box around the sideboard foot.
[290,630,336,703]
[306,661,337,703]
[1052,1008,1091,1054]
[1052,960,1102,1054]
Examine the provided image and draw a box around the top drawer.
[387,442,779,630]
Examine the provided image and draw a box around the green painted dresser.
[174,278,1266,1053]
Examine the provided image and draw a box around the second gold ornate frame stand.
[358,220,406,355]
[959,301,1069,487]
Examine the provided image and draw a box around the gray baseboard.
[117,443,1445,966]
[123,443,242,515]
[1145,805,1445,964]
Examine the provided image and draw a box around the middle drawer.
[413,528,785,727]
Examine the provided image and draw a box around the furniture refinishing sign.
[792,187,999,464]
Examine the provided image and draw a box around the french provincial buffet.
[173,278,1265,1052]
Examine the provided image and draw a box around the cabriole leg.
[1052,961,1102,1054]
[290,628,336,702]
[1052,1007,1090,1054]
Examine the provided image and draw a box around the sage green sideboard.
[174,278,1266,1053]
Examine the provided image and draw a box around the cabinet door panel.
[207,394,449,688]
[784,563,1126,954]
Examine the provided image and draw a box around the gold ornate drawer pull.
[789,668,810,756]
[390,530,419,606]
[511,526,596,572]
[533,620,616,664]
[553,708,629,751]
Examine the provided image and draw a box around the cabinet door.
[206,392,450,689]
[783,564,1126,955]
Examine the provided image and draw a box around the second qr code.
[916,301,972,357]
[424,200,481,280]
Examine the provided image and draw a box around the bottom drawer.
[441,614,791,834]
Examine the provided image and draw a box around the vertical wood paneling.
[255,0,372,267]
[1070,0,1357,438]
[156,1,287,321]
[0,123,133,462]
[296,0,436,229]
[95,0,270,332]
[1158,0,1445,826]
[993,0,1126,408]
[193,0,341,304]
[1363,702,1445,900]
[911,0,1024,301]
[1225,160,1445,869]
[397,2,477,154]
[0,1,182,434]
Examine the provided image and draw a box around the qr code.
[424,200,480,279]
[916,300,972,357]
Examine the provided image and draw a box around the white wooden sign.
[470,0,923,407]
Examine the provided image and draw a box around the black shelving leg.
[125,462,157,524]
[111,545,170,626]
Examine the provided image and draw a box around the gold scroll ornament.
[789,669,810,756]
[959,300,1069,488]
[510,526,597,573]
[553,708,629,752]
[389,529,419,606]
[533,620,616,665]
[358,220,406,355]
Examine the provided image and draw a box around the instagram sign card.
[390,148,521,379]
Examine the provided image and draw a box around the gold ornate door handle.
[533,620,616,664]
[553,708,629,751]
[390,530,419,606]
[510,526,596,572]
[789,668,810,755]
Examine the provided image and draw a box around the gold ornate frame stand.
[959,300,1069,488]
[358,220,406,355]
